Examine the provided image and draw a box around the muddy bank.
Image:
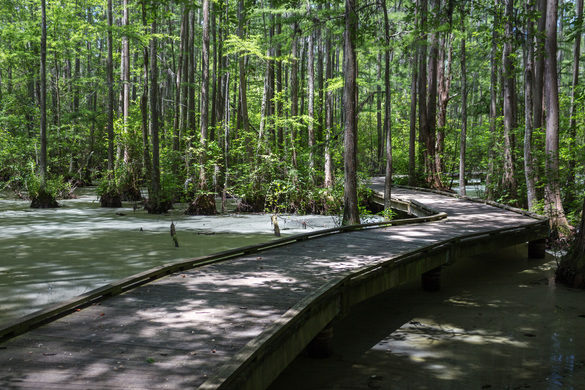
[270,245,585,390]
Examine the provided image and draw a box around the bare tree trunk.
[524,0,537,211]
[501,0,518,203]
[436,33,452,175]
[121,0,130,163]
[324,33,334,189]
[290,21,299,169]
[39,0,48,187]
[237,0,249,138]
[376,54,383,173]
[459,4,467,196]
[544,0,569,232]
[106,0,114,172]
[425,0,441,189]
[417,0,428,181]
[486,0,499,201]
[173,8,188,152]
[148,17,162,213]
[381,0,392,210]
[567,0,584,201]
[408,50,418,186]
[306,2,316,182]
[342,0,360,225]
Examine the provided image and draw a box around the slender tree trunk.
[409,50,418,186]
[436,33,452,175]
[544,0,569,232]
[324,33,334,189]
[425,0,441,189]
[290,21,299,168]
[417,0,428,181]
[39,0,48,188]
[306,4,316,182]
[377,54,383,174]
[486,0,499,200]
[106,0,114,172]
[237,0,249,137]
[342,0,360,225]
[567,0,584,200]
[524,0,537,211]
[501,0,518,202]
[459,5,467,196]
[121,0,130,163]
[199,0,210,190]
[173,8,188,152]
[381,0,392,210]
[148,17,162,213]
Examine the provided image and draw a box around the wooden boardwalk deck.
[0,182,547,389]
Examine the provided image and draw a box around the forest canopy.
[0,0,584,236]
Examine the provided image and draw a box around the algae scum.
[0,188,340,322]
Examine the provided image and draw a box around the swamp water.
[0,188,342,323]
[270,246,585,390]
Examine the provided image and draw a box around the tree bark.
[486,0,499,201]
[106,0,114,172]
[544,0,570,232]
[324,31,334,189]
[342,0,360,225]
[381,0,392,210]
[121,0,130,163]
[148,17,163,213]
[459,5,467,196]
[556,195,585,288]
[290,21,299,169]
[524,0,537,211]
[501,0,518,203]
[39,0,48,187]
[567,0,584,201]
[306,2,316,182]
[409,50,418,186]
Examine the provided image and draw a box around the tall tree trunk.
[417,0,428,181]
[148,17,163,213]
[342,0,360,225]
[173,8,188,152]
[436,33,452,175]
[501,0,518,203]
[486,0,499,200]
[425,0,441,189]
[324,32,334,189]
[106,0,114,172]
[544,0,570,232]
[376,54,383,174]
[459,5,467,196]
[409,50,418,186]
[39,0,48,188]
[524,0,537,211]
[237,0,249,138]
[121,0,130,163]
[567,0,584,201]
[381,0,392,210]
[306,4,316,182]
[290,21,299,168]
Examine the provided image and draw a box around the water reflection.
[269,246,585,390]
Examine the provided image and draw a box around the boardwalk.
[0,183,546,389]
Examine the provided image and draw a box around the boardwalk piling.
[421,266,442,291]
[307,325,334,358]
[528,239,546,258]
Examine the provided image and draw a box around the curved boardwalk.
[0,183,546,389]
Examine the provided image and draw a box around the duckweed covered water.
[0,188,342,323]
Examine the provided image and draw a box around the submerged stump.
[30,188,58,208]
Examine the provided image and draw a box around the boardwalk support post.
[528,239,546,258]
[307,324,334,358]
[421,266,442,291]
